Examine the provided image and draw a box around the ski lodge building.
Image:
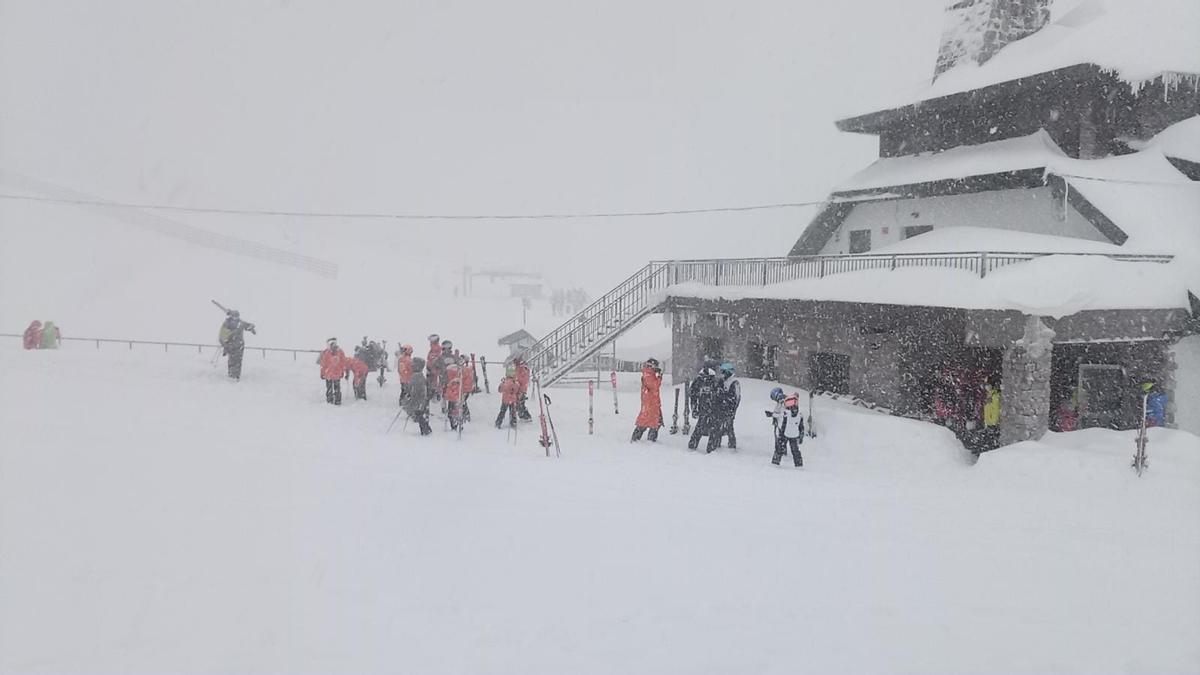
[523,0,1200,451]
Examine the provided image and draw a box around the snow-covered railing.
[522,250,1173,386]
[0,334,321,359]
[655,251,1174,284]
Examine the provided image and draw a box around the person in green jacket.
[40,321,61,349]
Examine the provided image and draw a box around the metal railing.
[524,250,1173,386]
[1,334,321,359]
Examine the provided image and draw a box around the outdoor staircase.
[526,251,1175,387]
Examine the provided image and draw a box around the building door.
[809,352,850,394]
[849,229,872,254]
[1078,363,1127,429]
[745,342,779,380]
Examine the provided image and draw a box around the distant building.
[498,329,537,357]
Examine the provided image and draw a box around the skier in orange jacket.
[632,358,664,442]
[318,338,347,405]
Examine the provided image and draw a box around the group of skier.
[630,358,746,454]
[22,320,62,350]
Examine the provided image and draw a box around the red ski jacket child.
[443,365,463,403]
[498,376,520,405]
[346,357,370,385]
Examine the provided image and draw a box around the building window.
[903,225,934,240]
[809,352,850,395]
[849,229,872,254]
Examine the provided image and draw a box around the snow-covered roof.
[663,255,1199,318]
[1047,152,1200,252]
[822,130,1199,255]
[850,0,1200,117]
[835,130,1064,193]
[1135,115,1200,164]
[873,227,1123,255]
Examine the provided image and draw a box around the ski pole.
[588,380,595,435]
[543,393,562,458]
[611,371,619,415]
[386,408,405,434]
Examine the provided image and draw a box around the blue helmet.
[719,362,735,375]
[770,387,785,402]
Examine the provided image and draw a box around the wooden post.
[980,252,989,278]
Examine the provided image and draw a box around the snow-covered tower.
[934,0,1052,78]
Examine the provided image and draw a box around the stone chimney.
[934,0,1053,79]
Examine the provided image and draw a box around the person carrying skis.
[711,362,741,451]
[404,356,433,435]
[23,320,43,350]
[513,356,533,421]
[396,344,414,406]
[217,309,256,380]
[347,355,370,401]
[318,338,347,405]
[766,389,805,467]
[631,357,664,442]
[687,364,720,451]
[495,365,521,429]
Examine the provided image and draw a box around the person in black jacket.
[711,362,741,452]
[403,357,432,435]
[217,310,256,380]
[687,365,720,451]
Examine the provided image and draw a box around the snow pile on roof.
[663,254,1197,317]
[1134,114,1200,163]
[874,227,1123,255]
[854,0,1200,115]
[1048,152,1200,252]
[836,130,1065,193]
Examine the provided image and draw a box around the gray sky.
[0,0,948,290]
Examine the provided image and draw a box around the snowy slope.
[2,346,1198,673]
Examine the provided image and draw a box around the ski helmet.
[646,357,660,368]
[784,393,799,409]
[770,387,785,402]
[428,334,440,343]
[229,309,240,318]
[401,344,413,355]
[327,337,338,345]
[442,340,452,349]
[720,362,735,375]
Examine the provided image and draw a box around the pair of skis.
[534,377,561,457]
[1132,393,1148,476]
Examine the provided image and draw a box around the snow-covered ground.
[3,345,1198,674]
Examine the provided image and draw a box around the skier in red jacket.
[23,320,43,350]
[347,356,370,401]
[318,338,347,405]
[632,358,664,442]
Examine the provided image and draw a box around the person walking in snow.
[404,356,433,435]
[459,354,475,422]
[766,389,804,467]
[631,357,664,442]
[396,344,414,406]
[217,309,256,381]
[347,355,370,401]
[513,356,533,421]
[23,320,43,350]
[711,362,741,451]
[687,364,720,451]
[495,366,521,429]
[318,338,347,405]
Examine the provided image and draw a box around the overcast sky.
[0,0,950,289]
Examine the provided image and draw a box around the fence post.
[128,341,133,350]
[890,255,896,271]
[164,343,168,353]
[261,348,267,358]
[761,260,768,286]
[95,340,100,349]
[819,258,826,278]
[980,252,988,279]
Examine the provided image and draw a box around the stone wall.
[934,0,1052,78]
[999,316,1055,445]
